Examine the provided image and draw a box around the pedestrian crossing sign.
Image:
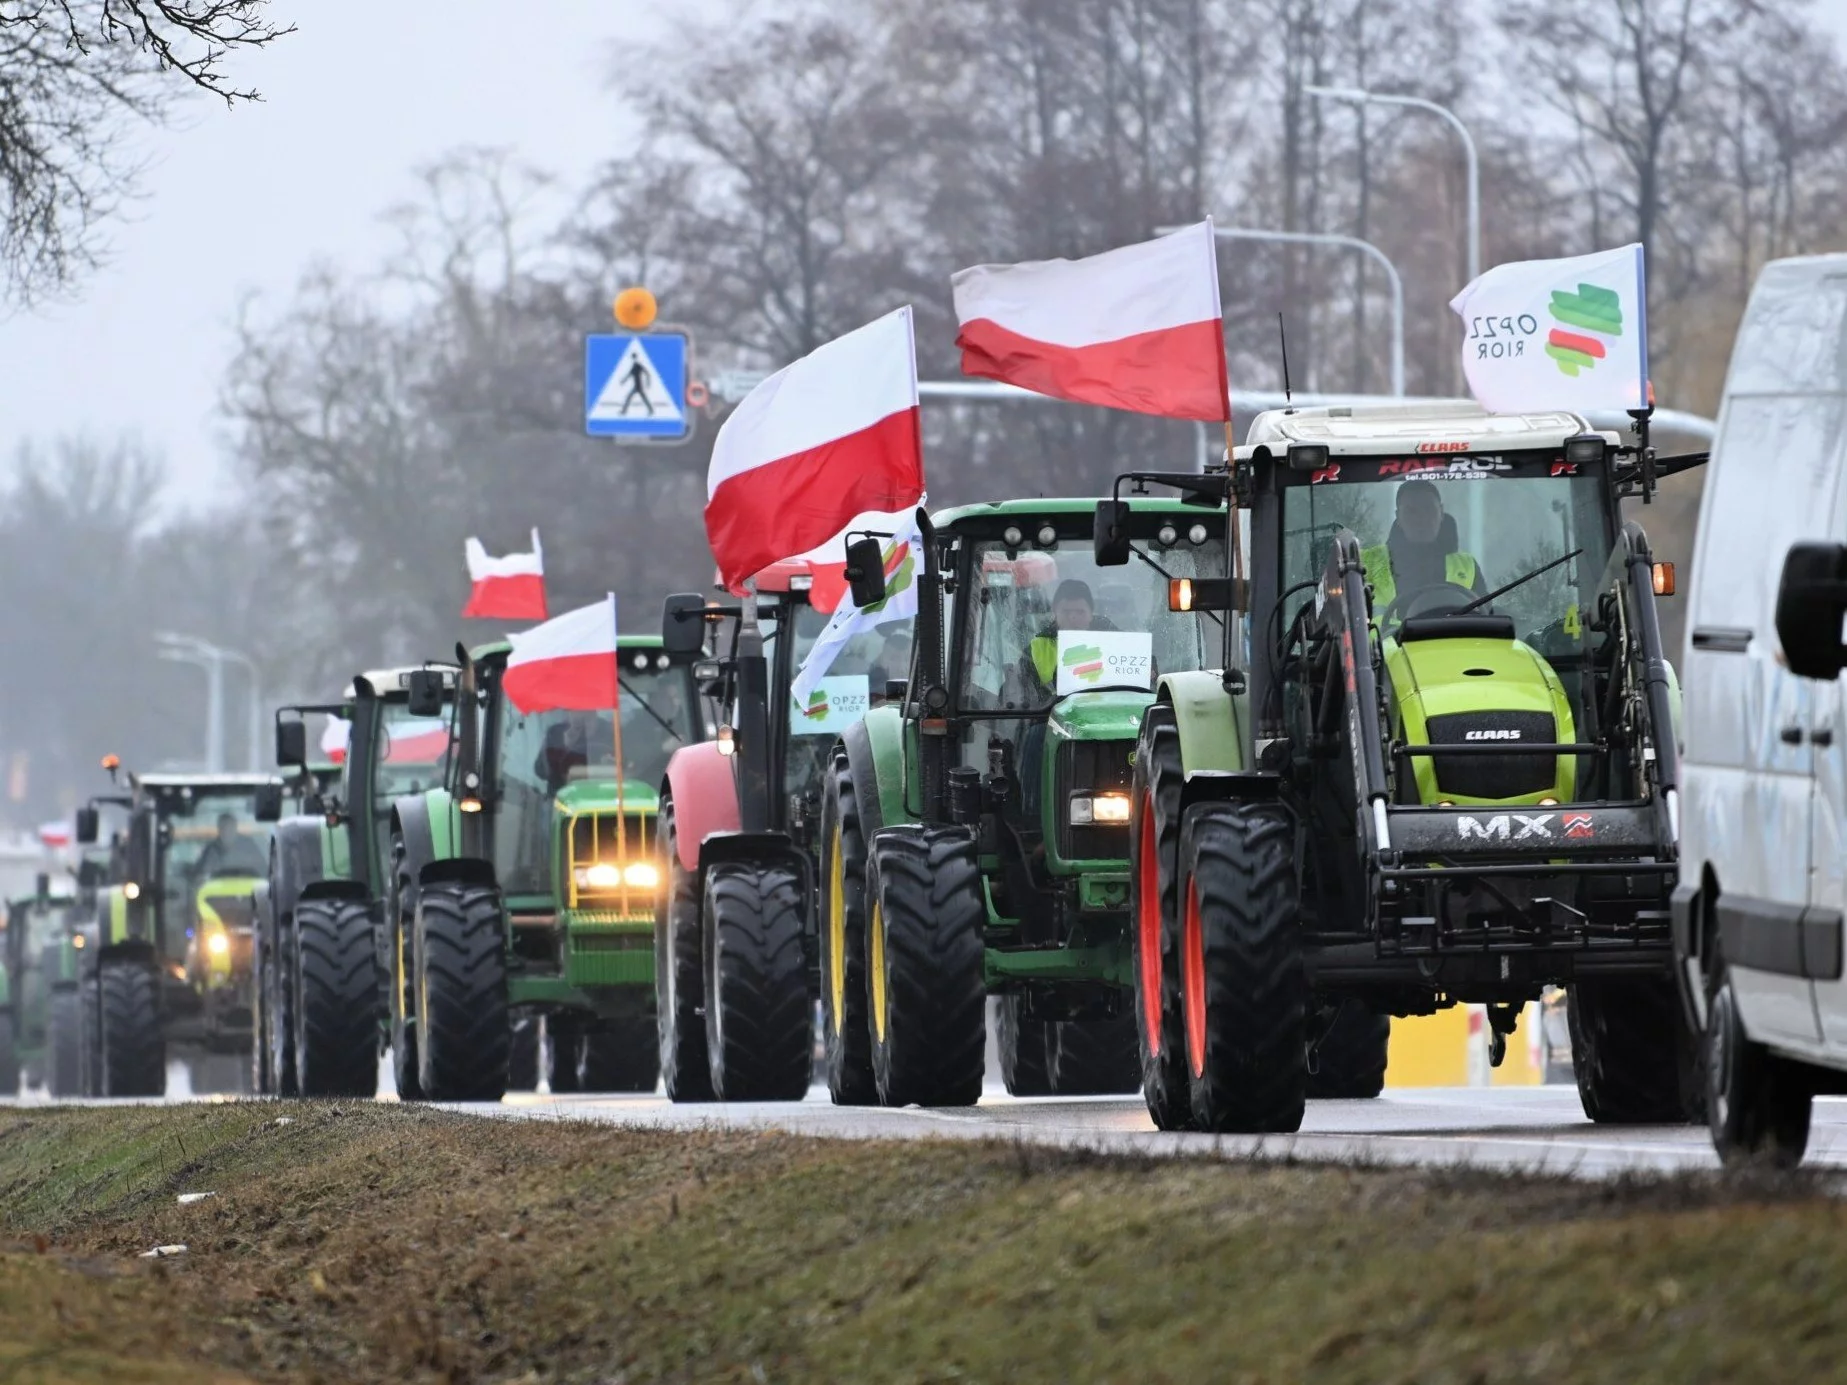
[585,331,690,441]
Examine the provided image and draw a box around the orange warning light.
[614,287,658,330]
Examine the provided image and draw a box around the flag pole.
[608,592,629,915]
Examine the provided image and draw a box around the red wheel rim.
[1183,877,1207,1079]
[1137,797,1163,1053]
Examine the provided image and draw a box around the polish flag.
[951,220,1230,422]
[705,306,925,591]
[320,717,449,764]
[38,821,71,849]
[503,595,622,714]
[463,530,547,621]
[321,717,351,764]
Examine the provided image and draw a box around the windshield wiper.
[1129,544,1225,631]
[617,678,684,745]
[1457,548,1584,615]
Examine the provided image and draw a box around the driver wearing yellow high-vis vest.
[1360,478,1488,615]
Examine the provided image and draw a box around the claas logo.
[1061,643,1104,684]
[801,689,830,720]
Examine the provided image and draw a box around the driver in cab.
[1361,478,1488,620]
[1022,579,1117,697]
[192,812,265,881]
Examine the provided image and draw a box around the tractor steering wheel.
[1380,581,1480,629]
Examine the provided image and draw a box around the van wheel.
[1569,975,1700,1123]
[1707,970,1811,1167]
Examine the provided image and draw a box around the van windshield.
[1281,452,1612,652]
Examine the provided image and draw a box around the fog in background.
[4,0,1847,822]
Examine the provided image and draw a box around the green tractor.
[0,874,80,1093]
[256,668,456,1098]
[818,497,1228,1106]
[1121,402,1701,1132]
[72,770,285,1095]
[386,635,706,1101]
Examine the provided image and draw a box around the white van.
[1678,253,1847,1166]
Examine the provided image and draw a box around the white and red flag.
[705,306,925,591]
[320,716,449,765]
[37,821,70,850]
[502,594,622,714]
[463,529,547,621]
[951,220,1230,421]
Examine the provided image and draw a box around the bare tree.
[0,0,290,303]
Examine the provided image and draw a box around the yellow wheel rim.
[869,896,888,1043]
[827,826,847,1034]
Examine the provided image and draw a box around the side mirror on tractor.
[1094,500,1132,567]
[253,782,285,823]
[275,718,307,768]
[1776,541,1847,680]
[843,536,887,609]
[74,806,98,845]
[406,669,446,718]
[661,593,708,660]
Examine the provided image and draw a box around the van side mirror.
[1776,541,1847,680]
[253,782,285,823]
[843,536,887,608]
[1094,501,1132,566]
[74,806,98,845]
[661,593,707,659]
[406,669,446,718]
[275,718,307,768]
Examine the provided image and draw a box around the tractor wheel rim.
[827,826,847,1035]
[1137,798,1163,1054]
[868,896,887,1044]
[1183,877,1207,1080]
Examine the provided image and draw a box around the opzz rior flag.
[1448,243,1647,415]
[790,513,924,705]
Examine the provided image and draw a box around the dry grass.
[0,1103,1841,1382]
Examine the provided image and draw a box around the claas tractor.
[386,636,706,1102]
[817,497,1229,1107]
[256,668,456,1098]
[1119,402,1701,1133]
[72,770,285,1095]
[655,554,914,1102]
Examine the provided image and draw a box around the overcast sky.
[0,0,1843,508]
[0,0,669,506]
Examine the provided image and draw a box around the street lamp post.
[1163,224,1405,397]
[1305,85,1481,286]
[155,634,262,772]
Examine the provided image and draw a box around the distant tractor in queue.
[0,876,81,1093]
[72,768,286,1096]
[655,553,915,1102]
[386,636,706,1102]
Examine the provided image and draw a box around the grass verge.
[0,1103,1840,1383]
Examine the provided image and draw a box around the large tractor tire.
[1706,967,1812,1167]
[819,758,877,1105]
[413,879,509,1102]
[256,908,296,1097]
[98,957,165,1098]
[1307,1001,1390,1099]
[1050,1015,1142,1095]
[78,975,101,1097]
[387,839,423,1102]
[656,802,712,1102]
[544,1015,582,1093]
[1569,974,1700,1123]
[507,1012,540,1091]
[996,995,1053,1097]
[704,861,810,1101]
[47,988,81,1097]
[1180,802,1306,1133]
[577,990,658,1092]
[0,1020,19,1098]
[1131,704,1193,1129]
[865,826,987,1108]
[294,897,380,1099]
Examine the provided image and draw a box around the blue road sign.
[585,332,690,441]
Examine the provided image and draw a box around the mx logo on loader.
[1061,643,1104,685]
[1458,812,1555,842]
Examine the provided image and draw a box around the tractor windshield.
[1280,453,1614,653]
[782,602,912,799]
[958,521,1226,714]
[372,703,453,802]
[158,791,273,935]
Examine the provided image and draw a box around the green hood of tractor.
[550,780,661,817]
[1383,633,1575,806]
[1046,689,1152,744]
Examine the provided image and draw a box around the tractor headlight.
[206,931,229,956]
[623,862,660,889]
[1069,793,1131,826]
[574,861,660,891]
[123,881,141,900]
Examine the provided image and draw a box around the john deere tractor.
[256,668,456,1098]
[72,770,285,1095]
[1120,402,1702,1133]
[1,875,84,1093]
[818,498,1229,1106]
[386,636,705,1101]
[655,553,914,1102]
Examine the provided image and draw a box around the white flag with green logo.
[1448,244,1647,415]
[791,515,923,706]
